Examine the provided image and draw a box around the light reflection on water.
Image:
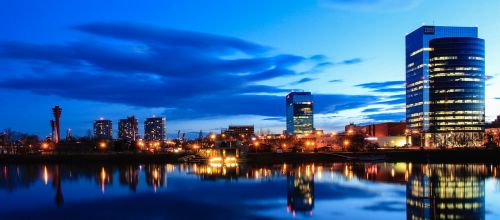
[1,162,500,219]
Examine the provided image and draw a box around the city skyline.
[1,0,500,137]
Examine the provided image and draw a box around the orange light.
[99,142,107,149]
[343,140,350,146]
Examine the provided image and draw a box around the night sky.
[0,0,499,138]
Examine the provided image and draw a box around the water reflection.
[0,162,498,219]
[406,165,485,220]
[287,166,314,216]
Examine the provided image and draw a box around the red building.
[345,122,406,137]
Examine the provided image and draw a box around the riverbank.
[2,148,500,164]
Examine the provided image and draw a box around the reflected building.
[118,166,139,192]
[406,164,485,220]
[145,165,166,190]
[0,164,40,191]
[287,168,314,213]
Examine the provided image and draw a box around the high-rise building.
[118,116,139,142]
[144,117,166,142]
[52,106,62,143]
[286,91,314,136]
[94,118,113,140]
[405,26,485,147]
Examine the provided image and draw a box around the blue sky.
[0,0,499,138]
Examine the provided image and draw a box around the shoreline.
[2,149,500,164]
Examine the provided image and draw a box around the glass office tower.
[405,26,484,147]
[286,91,314,136]
[428,37,485,147]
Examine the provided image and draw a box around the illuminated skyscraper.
[286,91,314,136]
[118,116,139,141]
[144,117,166,141]
[405,26,485,147]
[93,119,113,140]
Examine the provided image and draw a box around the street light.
[99,142,107,149]
[343,140,350,146]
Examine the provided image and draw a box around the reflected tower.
[53,165,64,207]
[287,169,314,214]
[406,164,485,220]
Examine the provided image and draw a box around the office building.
[118,116,139,142]
[286,91,314,136]
[144,117,166,142]
[94,119,113,140]
[406,26,485,147]
[222,125,255,140]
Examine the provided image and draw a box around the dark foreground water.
[1,162,499,219]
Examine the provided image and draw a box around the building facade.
[118,116,139,142]
[93,119,113,140]
[144,117,166,142]
[286,91,314,136]
[222,125,255,140]
[405,26,485,147]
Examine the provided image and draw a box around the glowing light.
[99,142,107,149]
[43,166,48,185]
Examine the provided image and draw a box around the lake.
[1,162,499,219]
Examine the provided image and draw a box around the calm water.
[1,162,500,219]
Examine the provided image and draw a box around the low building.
[222,125,254,140]
[344,122,410,147]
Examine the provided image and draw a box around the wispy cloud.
[321,0,423,12]
[328,79,343,83]
[0,22,374,120]
[290,77,315,85]
[356,80,405,89]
